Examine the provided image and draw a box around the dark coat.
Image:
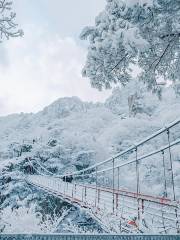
[62,175,73,183]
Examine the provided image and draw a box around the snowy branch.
[0,0,23,42]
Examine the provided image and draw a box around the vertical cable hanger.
[112,158,115,213]
[95,166,98,207]
[135,147,140,222]
[166,128,179,233]
[161,150,168,198]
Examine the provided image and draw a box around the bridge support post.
[167,129,176,201]
[141,199,144,214]
[72,175,75,200]
[95,167,98,207]
[82,171,85,202]
[98,189,100,205]
[166,129,180,233]
[84,186,87,204]
[116,193,118,215]
[74,183,77,200]
[64,176,67,196]
[135,147,140,222]
[117,167,120,191]
[161,150,167,197]
[103,171,105,187]
[112,158,115,213]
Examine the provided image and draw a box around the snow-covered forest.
[0,0,180,235]
[1,84,180,233]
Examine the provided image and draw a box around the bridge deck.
[26,175,180,234]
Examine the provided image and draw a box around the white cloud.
[0,24,111,116]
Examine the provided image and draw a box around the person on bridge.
[62,174,73,183]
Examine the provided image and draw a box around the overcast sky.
[0,0,112,116]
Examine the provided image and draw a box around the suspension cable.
[26,157,50,177]
[41,118,180,178]
[26,137,180,181]
[84,138,180,177]
[25,119,180,186]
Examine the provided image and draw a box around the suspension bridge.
[4,118,180,238]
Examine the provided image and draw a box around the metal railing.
[26,117,180,234]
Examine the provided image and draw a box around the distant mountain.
[39,97,90,119]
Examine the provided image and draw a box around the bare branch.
[109,53,129,73]
[148,37,176,72]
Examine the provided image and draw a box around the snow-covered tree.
[105,79,159,117]
[80,0,180,93]
[0,0,23,42]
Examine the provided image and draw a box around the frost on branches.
[0,0,23,42]
[80,0,180,93]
